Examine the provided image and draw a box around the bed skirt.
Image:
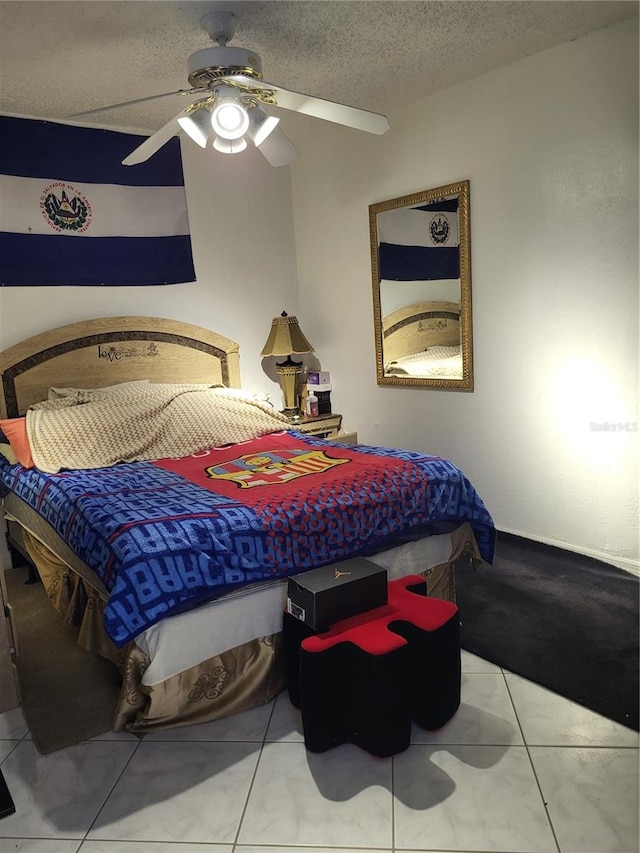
[17,525,479,735]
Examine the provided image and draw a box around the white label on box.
[287,597,306,622]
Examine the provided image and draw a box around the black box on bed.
[286,557,388,631]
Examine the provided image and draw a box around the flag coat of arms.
[0,115,196,286]
[377,197,459,282]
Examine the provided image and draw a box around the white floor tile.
[0,740,20,762]
[89,730,140,743]
[140,701,274,742]
[0,740,137,840]
[530,746,639,853]
[80,843,233,852]
[87,740,260,844]
[0,841,82,852]
[506,674,640,746]
[237,848,390,853]
[237,741,393,847]
[393,744,557,852]
[461,650,502,673]
[411,673,523,746]
[264,691,305,742]
[0,707,28,740]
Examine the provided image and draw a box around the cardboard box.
[307,371,331,386]
[286,557,388,630]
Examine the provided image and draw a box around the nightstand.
[291,412,343,439]
[332,431,358,444]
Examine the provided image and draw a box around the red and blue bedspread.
[0,431,495,646]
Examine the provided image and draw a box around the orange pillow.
[0,417,34,468]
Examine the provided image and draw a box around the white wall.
[290,19,639,570]
[0,139,299,397]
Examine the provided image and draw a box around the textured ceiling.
[0,1,637,147]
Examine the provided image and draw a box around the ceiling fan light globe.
[213,135,248,154]
[211,100,250,139]
[177,112,210,147]
[251,112,280,147]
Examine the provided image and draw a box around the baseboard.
[497,527,640,577]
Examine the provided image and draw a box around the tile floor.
[0,651,637,853]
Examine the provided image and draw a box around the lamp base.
[276,358,304,418]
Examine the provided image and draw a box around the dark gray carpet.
[456,533,639,730]
[6,565,122,754]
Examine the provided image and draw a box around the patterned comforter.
[0,431,495,647]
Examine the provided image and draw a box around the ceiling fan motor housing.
[187,46,263,87]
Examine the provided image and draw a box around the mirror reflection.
[370,180,473,390]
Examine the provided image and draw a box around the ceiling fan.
[68,9,390,168]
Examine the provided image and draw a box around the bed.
[0,316,495,735]
[382,300,463,378]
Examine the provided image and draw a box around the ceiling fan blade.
[228,75,390,135]
[67,89,205,119]
[122,110,186,166]
[256,124,298,167]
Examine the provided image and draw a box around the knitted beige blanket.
[26,382,290,473]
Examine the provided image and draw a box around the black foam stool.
[283,574,461,757]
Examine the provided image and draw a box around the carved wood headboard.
[0,316,241,418]
[382,300,460,363]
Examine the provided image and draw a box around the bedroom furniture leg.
[5,534,22,569]
[5,525,40,583]
[0,557,21,712]
[23,564,40,585]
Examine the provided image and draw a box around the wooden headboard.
[0,316,241,418]
[382,300,460,363]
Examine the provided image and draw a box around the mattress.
[4,486,458,682]
[136,532,455,686]
[0,431,495,648]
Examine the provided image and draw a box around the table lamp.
[261,311,314,418]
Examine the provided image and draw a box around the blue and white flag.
[0,115,195,286]
[378,197,459,281]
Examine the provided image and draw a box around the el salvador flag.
[378,197,459,281]
[0,115,196,286]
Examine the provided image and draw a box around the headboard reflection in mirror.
[369,180,473,390]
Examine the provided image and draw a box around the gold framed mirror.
[369,180,473,391]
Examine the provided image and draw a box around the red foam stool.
[283,574,461,756]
